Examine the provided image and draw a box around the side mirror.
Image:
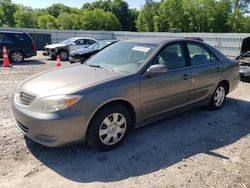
[71,42,76,46]
[146,64,167,75]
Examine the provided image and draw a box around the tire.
[9,51,24,63]
[208,83,227,110]
[87,104,132,151]
[58,50,68,61]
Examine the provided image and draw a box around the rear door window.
[86,39,96,45]
[187,43,217,66]
[0,33,12,43]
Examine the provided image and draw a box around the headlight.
[29,95,81,112]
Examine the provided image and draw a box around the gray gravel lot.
[0,52,250,188]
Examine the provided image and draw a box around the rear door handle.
[183,74,190,80]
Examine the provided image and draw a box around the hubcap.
[214,86,225,107]
[60,52,68,60]
[12,52,23,63]
[99,113,127,145]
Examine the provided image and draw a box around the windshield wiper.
[87,64,113,72]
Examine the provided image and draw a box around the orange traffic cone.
[2,46,12,67]
[56,55,61,67]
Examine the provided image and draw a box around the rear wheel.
[9,51,24,63]
[208,83,227,110]
[87,104,132,151]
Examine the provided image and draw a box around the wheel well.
[219,80,230,94]
[89,100,136,128]
[9,50,24,56]
[57,48,68,55]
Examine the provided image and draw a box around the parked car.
[43,38,96,61]
[69,40,118,63]
[0,31,37,63]
[12,38,239,151]
[236,37,250,81]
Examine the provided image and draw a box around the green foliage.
[82,0,130,31]
[137,0,249,33]
[80,9,121,31]
[243,16,250,32]
[14,6,37,28]
[137,0,160,32]
[0,0,17,26]
[0,6,3,26]
[46,3,70,18]
[0,0,249,33]
[38,15,57,29]
[128,8,139,31]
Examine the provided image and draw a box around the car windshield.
[86,42,157,74]
[60,38,75,45]
[87,41,113,50]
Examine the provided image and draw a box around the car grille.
[19,91,36,105]
[240,62,250,66]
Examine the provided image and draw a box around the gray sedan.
[12,38,239,150]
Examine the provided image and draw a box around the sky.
[12,0,146,9]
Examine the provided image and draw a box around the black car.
[69,40,118,63]
[0,31,37,63]
[236,37,250,82]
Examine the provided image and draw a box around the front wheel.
[58,50,68,61]
[87,104,132,151]
[208,83,226,110]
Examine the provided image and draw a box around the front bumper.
[43,50,56,58]
[12,98,86,147]
[69,56,81,64]
[239,65,250,81]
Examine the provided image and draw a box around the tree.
[159,0,184,32]
[38,15,57,29]
[128,8,139,31]
[213,0,231,32]
[136,0,160,32]
[0,0,17,26]
[243,16,250,32]
[57,13,82,30]
[0,7,3,26]
[46,3,70,18]
[14,6,37,28]
[82,0,130,31]
[181,0,217,32]
[80,9,121,31]
[228,0,250,32]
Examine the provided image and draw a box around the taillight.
[32,40,36,51]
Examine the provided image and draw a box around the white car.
[43,38,96,61]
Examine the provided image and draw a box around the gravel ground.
[0,52,250,188]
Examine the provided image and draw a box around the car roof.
[123,37,204,45]
[71,37,96,40]
[97,39,118,42]
[0,31,26,34]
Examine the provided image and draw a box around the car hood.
[19,65,122,97]
[71,48,95,55]
[45,43,67,49]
